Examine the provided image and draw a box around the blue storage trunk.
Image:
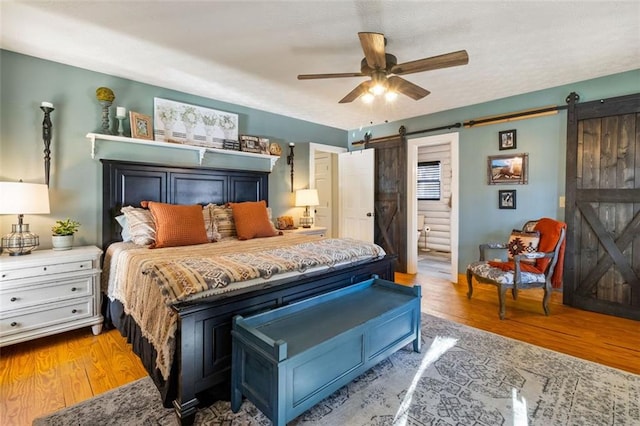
[231,276,421,426]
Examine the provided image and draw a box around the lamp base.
[299,216,314,229]
[1,223,39,256]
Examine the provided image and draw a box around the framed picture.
[487,153,528,185]
[498,190,516,209]
[499,129,517,150]
[153,98,238,148]
[129,112,153,140]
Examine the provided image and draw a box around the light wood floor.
[1,272,638,426]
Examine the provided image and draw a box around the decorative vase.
[52,235,74,251]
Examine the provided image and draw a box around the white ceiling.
[1,1,639,130]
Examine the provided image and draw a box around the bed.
[100,159,396,425]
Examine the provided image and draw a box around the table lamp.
[295,189,319,228]
[0,181,50,255]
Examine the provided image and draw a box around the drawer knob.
[10,322,17,327]
[10,297,17,302]
[80,265,84,268]
[71,287,77,292]
[1,274,5,278]
[72,309,78,314]
[43,267,47,271]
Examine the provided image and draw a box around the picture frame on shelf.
[487,153,528,185]
[129,112,153,140]
[498,129,517,150]
[498,190,516,209]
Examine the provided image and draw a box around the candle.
[116,106,126,118]
[41,101,53,108]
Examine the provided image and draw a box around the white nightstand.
[0,245,103,347]
[283,226,327,237]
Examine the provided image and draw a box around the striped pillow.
[202,203,221,242]
[120,206,155,246]
[211,206,237,239]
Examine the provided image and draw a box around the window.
[417,161,441,200]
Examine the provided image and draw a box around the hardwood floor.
[1,273,638,425]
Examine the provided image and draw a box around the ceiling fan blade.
[388,76,430,100]
[339,81,371,103]
[391,50,469,75]
[358,32,386,70]
[298,72,366,80]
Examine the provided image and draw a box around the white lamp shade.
[295,189,319,207]
[0,182,51,214]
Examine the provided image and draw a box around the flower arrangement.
[219,114,236,130]
[51,218,81,236]
[181,106,200,127]
[202,114,217,127]
[157,105,177,123]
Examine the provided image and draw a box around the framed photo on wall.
[498,190,516,209]
[130,112,153,140]
[499,129,517,150]
[487,153,528,185]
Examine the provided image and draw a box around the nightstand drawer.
[0,276,94,311]
[0,259,93,281]
[0,298,94,337]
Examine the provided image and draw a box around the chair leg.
[542,284,551,316]
[497,286,507,320]
[512,287,518,300]
[466,269,474,299]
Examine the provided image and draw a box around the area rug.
[33,313,639,426]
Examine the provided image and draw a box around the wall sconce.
[40,101,54,186]
[286,142,295,192]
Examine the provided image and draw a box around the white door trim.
[406,132,459,282]
[308,142,347,189]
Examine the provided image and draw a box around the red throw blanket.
[488,218,566,288]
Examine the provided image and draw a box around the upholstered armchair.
[466,218,566,319]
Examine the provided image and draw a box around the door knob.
[366,212,373,217]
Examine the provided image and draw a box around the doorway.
[309,142,347,238]
[406,132,459,282]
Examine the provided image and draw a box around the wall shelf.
[86,133,279,171]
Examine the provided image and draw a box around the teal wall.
[1,49,637,276]
[348,69,639,275]
[0,50,346,249]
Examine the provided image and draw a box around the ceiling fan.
[297,32,469,103]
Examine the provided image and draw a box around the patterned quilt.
[102,235,386,379]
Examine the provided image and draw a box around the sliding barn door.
[564,92,640,320]
[366,136,407,273]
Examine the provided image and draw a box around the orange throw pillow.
[229,200,278,240]
[146,201,209,248]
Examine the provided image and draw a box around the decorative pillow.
[146,201,209,248]
[202,203,221,242]
[211,205,237,239]
[229,200,279,240]
[120,206,156,246]
[114,214,131,242]
[507,230,540,264]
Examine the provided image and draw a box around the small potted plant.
[51,218,80,251]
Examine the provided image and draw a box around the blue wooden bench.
[230,276,421,426]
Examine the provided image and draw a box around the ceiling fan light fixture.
[384,91,398,102]
[370,71,388,95]
[361,93,375,103]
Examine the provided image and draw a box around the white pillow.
[115,214,131,242]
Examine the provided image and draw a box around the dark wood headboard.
[101,160,269,248]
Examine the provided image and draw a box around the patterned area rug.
[33,313,639,426]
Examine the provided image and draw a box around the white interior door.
[314,152,332,234]
[338,149,374,243]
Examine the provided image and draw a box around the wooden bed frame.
[101,160,396,425]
